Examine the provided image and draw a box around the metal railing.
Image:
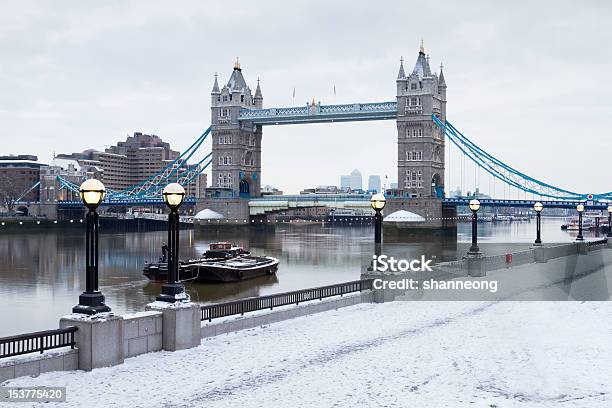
[0,327,77,359]
[201,279,373,322]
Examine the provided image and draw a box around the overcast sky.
[1,1,611,196]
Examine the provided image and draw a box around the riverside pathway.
[4,299,612,407]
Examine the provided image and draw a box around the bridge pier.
[383,198,457,234]
[196,198,250,221]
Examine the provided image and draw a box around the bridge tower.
[396,43,446,199]
[211,59,262,199]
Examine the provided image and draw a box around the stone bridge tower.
[395,43,446,199]
[211,59,263,198]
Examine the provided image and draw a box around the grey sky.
[1,0,611,196]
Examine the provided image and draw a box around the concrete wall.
[122,312,163,359]
[0,348,78,383]
[434,242,608,275]
[200,291,374,338]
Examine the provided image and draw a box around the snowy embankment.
[4,301,612,408]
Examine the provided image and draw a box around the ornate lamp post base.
[73,292,111,315]
[467,245,481,256]
[156,283,186,302]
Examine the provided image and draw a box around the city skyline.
[1,1,611,195]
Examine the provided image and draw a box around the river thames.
[0,218,600,336]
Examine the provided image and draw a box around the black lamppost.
[157,183,187,302]
[72,179,111,315]
[468,199,481,255]
[371,193,386,256]
[533,201,543,246]
[607,204,612,238]
[576,203,585,241]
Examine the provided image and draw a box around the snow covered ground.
[4,301,612,407]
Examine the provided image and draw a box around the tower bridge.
[48,44,611,226]
[204,46,449,224]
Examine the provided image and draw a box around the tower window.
[241,95,244,102]
[411,83,417,90]
[406,150,422,161]
[409,97,421,106]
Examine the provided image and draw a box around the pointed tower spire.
[419,39,425,54]
[253,77,263,108]
[254,78,262,97]
[438,62,446,87]
[234,56,241,70]
[254,78,263,99]
[212,72,220,93]
[397,56,406,79]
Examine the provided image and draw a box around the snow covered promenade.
[5,301,612,407]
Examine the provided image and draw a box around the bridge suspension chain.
[433,115,611,201]
[55,125,213,201]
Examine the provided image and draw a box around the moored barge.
[143,242,279,283]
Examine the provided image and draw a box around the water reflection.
[0,218,601,336]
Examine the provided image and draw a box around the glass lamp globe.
[163,183,186,210]
[533,202,543,213]
[607,204,612,213]
[79,179,106,210]
[469,199,480,212]
[370,193,386,211]
[576,204,585,213]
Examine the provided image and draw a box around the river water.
[0,218,604,336]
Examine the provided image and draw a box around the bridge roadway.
[56,196,609,212]
[248,196,611,215]
[57,197,197,208]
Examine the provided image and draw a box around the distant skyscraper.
[367,175,381,193]
[349,169,362,190]
[340,169,362,191]
[340,175,352,190]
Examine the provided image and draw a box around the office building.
[340,169,362,191]
[0,155,46,204]
[367,175,381,193]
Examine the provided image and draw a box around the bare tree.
[0,173,21,213]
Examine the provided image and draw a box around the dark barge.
[143,242,279,283]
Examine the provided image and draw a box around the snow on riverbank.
[4,301,612,407]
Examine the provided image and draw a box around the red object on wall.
[506,253,513,263]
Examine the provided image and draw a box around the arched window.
[239,179,250,197]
